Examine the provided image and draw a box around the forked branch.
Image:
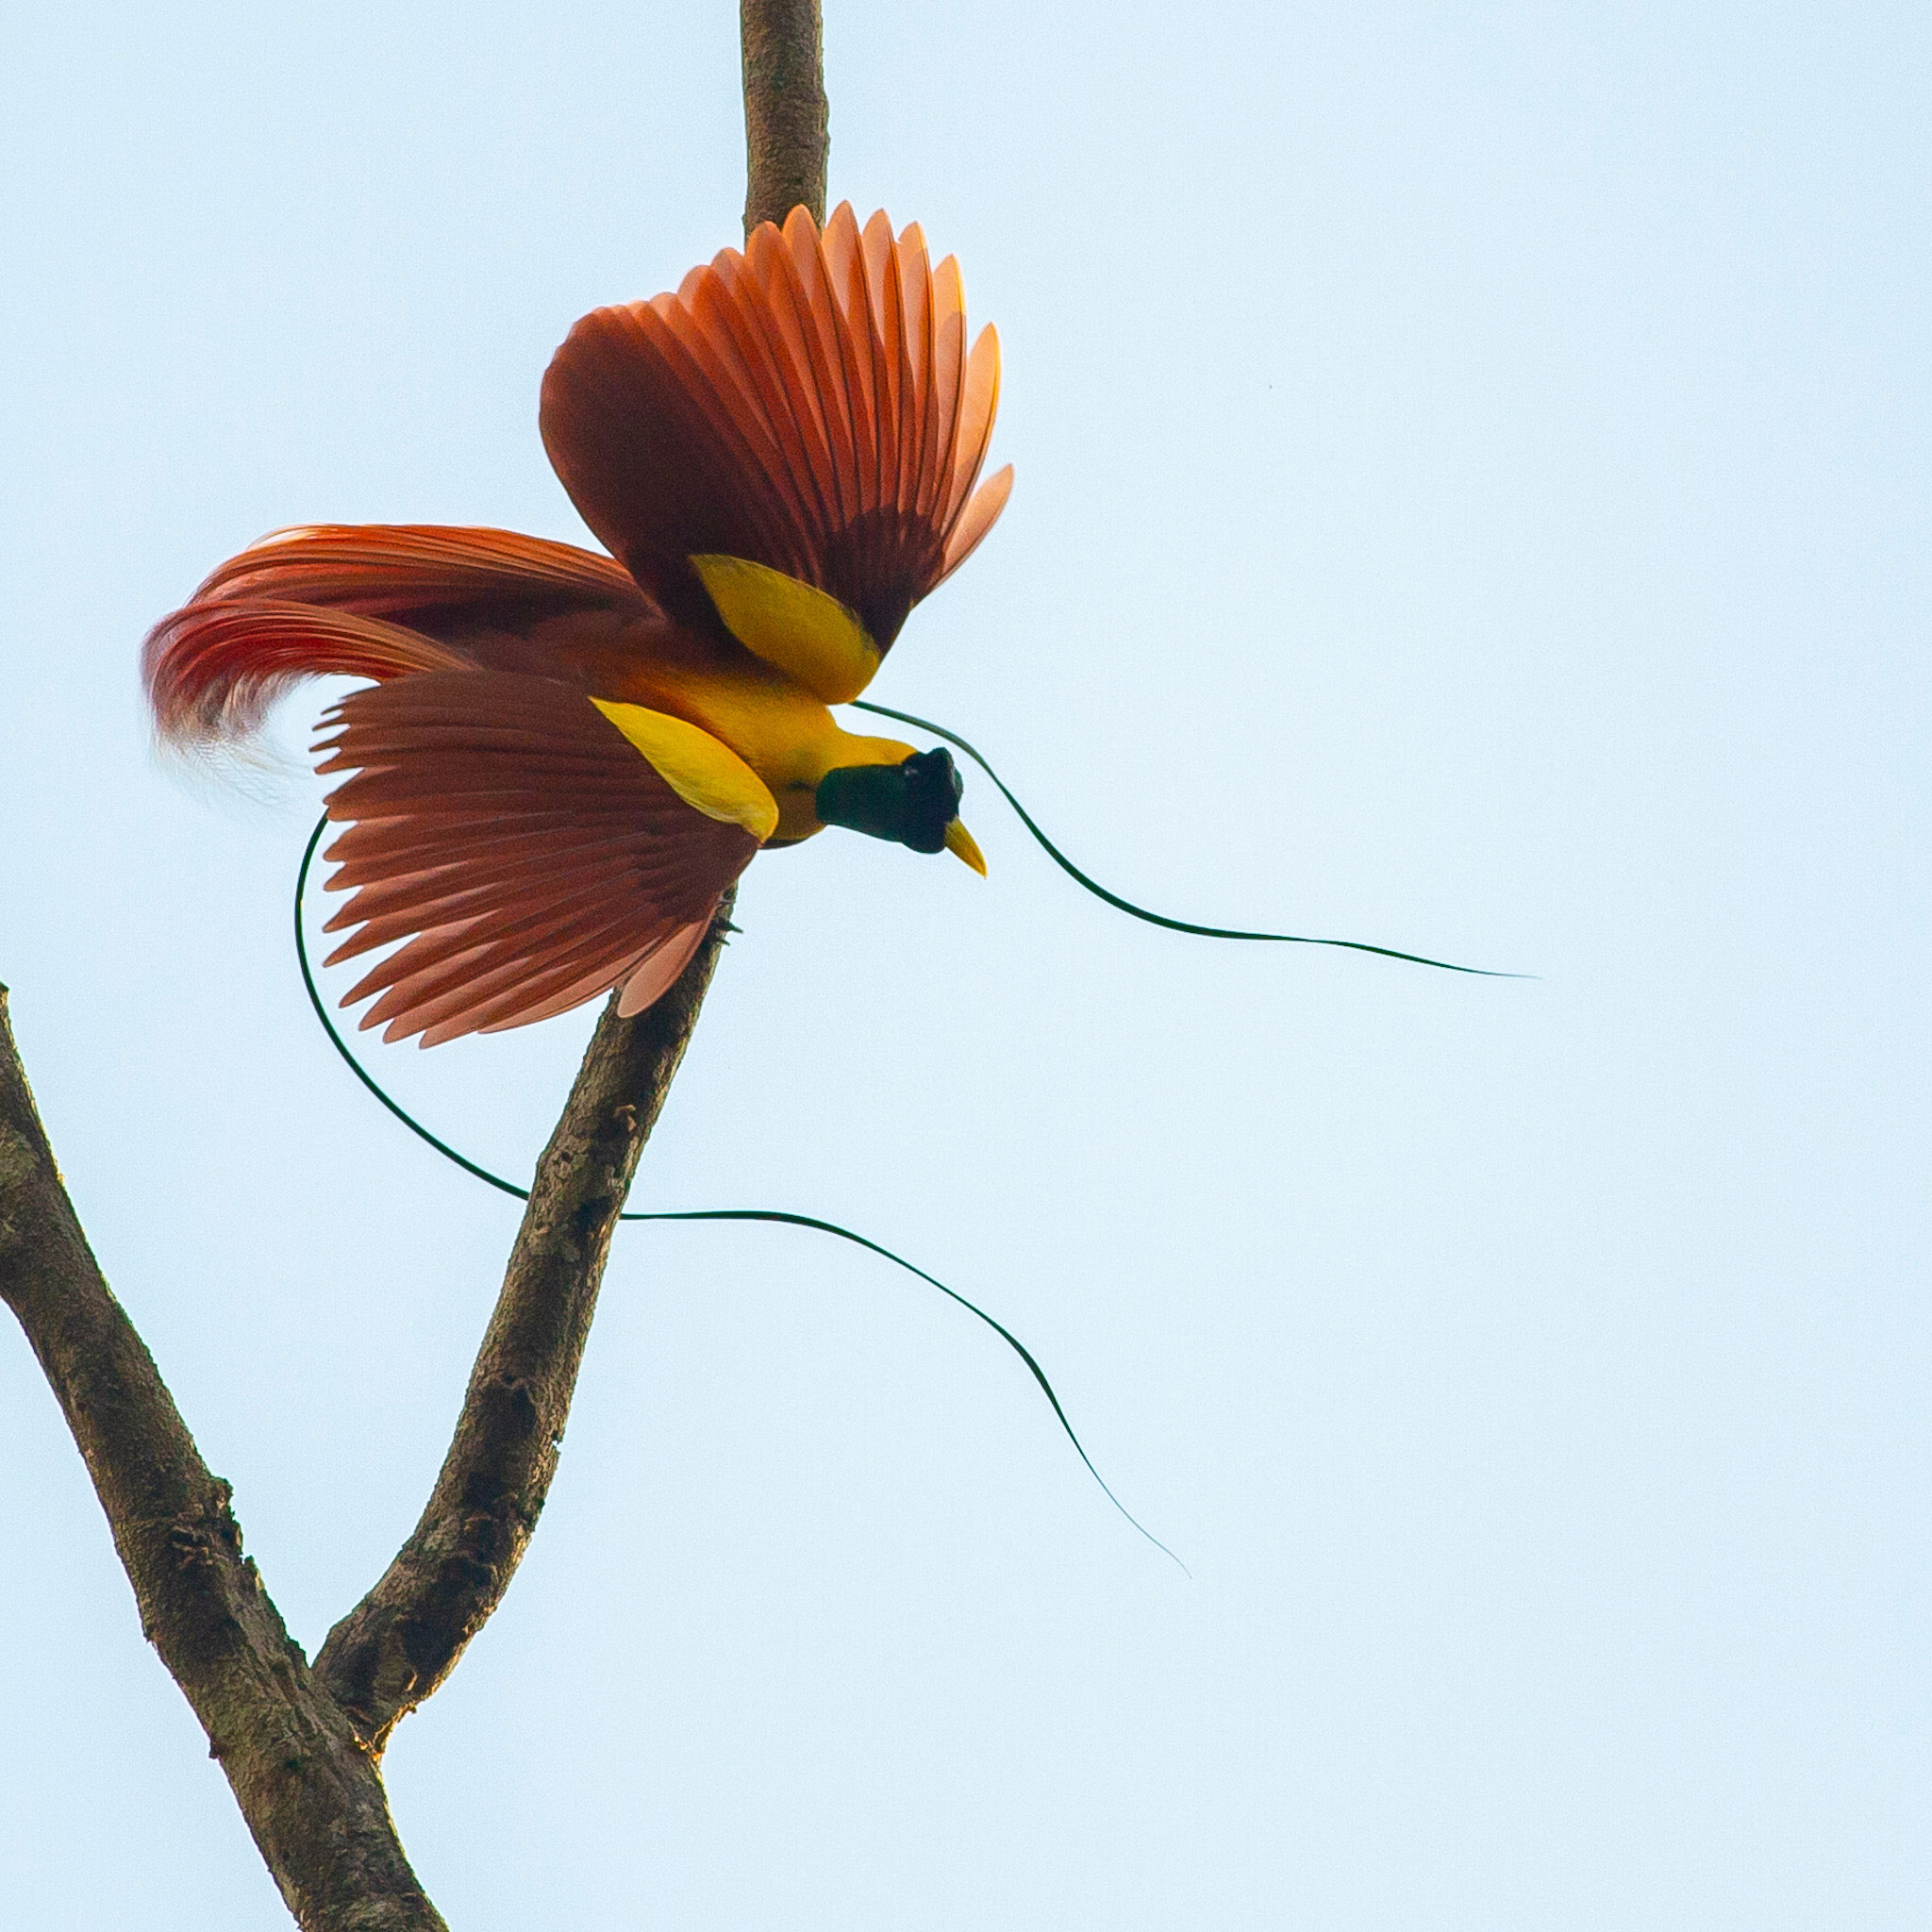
[0,1,832,1923]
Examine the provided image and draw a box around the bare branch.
[3,8,838,1920]
[741,0,828,233]
[314,0,835,1755]
[313,903,733,1747]
[0,987,444,1931]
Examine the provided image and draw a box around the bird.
[143,203,1013,1047]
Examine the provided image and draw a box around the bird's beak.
[944,818,987,876]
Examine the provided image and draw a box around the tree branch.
[741,0,828,234]
[313,900,733,1747]
[315,0,833,1754]
[0,987,444,1932]
[3,4,835,1919]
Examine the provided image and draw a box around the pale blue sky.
[4,3,1927,1926]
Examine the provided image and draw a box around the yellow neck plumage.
[596,552,985,867]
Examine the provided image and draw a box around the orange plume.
[142,208,1011,1040]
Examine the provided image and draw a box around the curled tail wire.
[852,699,1525,978]
[294,815,1185,1573]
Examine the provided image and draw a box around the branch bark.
[0,988,445,1932]
[316,0,832,1748]
[313,903,733,1748]
[314,0,831,1758]
[741,0,828,234]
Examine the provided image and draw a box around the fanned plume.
[312,672,758,1044]
[143,211,1019,1037]
[541,202,1012,655]
[142,601,475,752]
[142,525,662,753]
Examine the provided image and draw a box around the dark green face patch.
[815,747,964,853]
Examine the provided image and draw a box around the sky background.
[3,2,1927,1926]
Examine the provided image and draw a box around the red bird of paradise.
[145,204,1010,1046]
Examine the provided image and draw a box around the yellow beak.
[944,818,988,876]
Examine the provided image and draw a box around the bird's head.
[815,742,986,874]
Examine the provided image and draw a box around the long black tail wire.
[295,709,1519,1574]
[295,815,1189,1571]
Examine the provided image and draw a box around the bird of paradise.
[146,204,1009,1046]
[142,204,1504,1563]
